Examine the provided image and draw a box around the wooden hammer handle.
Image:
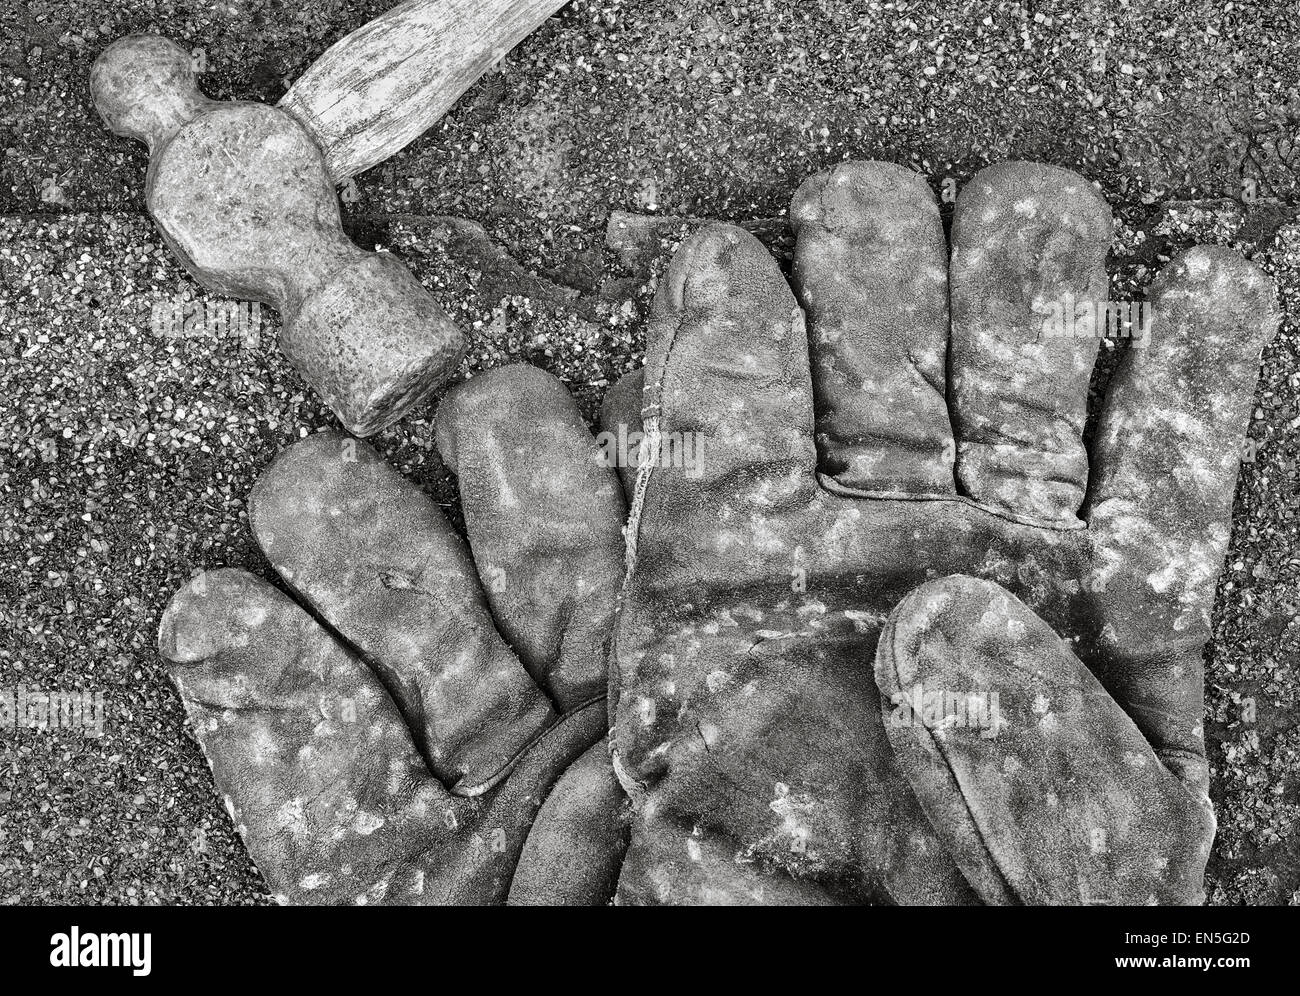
[280,0,569,183]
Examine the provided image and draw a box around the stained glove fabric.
[159,365,629,905]
[604,160,1278,905]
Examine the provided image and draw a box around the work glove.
[158,366,629,905]
[604,160,1279,905]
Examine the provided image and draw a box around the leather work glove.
[158,365,630,905]
[603,160,1279,905]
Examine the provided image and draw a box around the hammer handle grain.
[280,0,569,183]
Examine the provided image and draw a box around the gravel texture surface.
[1,0,1297,905]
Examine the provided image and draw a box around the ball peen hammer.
[91,0,569,436]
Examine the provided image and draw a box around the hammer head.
[282,251,465,438]
[93,35,466,438]
[91,35,213,152]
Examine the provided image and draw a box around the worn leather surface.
[155,158,1277,906]
[606,160,1278,905]
[158,365,629,904]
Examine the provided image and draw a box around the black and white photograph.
[0,0,1295,967]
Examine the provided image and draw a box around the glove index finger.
[1087,246,1279,599]
[1083,247,1279,796]
[247,430,554,795]
[436,364,626,711]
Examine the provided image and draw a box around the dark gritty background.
[1,0,1298,905]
